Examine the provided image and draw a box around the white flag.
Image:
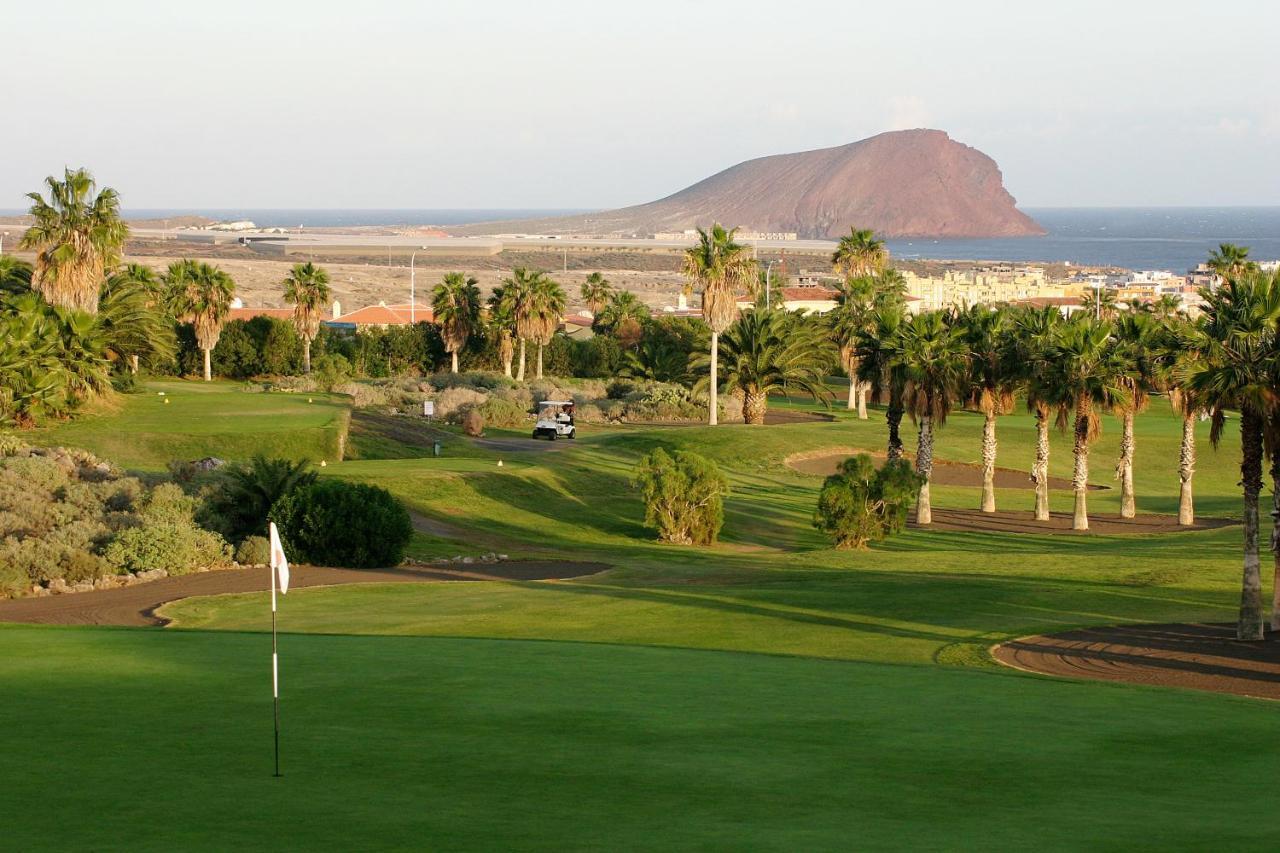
[269,522,290,594]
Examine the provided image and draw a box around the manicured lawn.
[23,380,350,470]
[2,624,1277,851]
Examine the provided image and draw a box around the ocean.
[4,206,1277,272]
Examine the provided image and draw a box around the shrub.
[103,522,230,576]
[462,409,485,437]
[272,480,412,568]
[312,353,352,391]
[813,455,922,550]
[606,379,635,400]
[435,386,487,421]
[235,535,271,565]
[477,396,527,427]
[634,449,728,546]
[205,456,317,543]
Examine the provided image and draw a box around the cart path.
[0,560,609,628]
[994,622,1280,701]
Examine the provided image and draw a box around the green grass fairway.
[3,624,1277,851]
[24,380,350,469]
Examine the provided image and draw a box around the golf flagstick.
[268,522,291,778]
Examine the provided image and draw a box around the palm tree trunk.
[1238,406,1265,641]
[1270,453,1280,632]
[1072,403,1090,531]
[517,339,526,382]
[451,350,458,374]
[130,354,139,375]
[536,343,544,380]
[980,410,998,513]
[915,414,934,525]
[857,382,868,420]
[1178,412,1195,526]
[743,390,767,425]
[886,389,905,461]
[1032,407,1051,521]
[303,339,312,374]
[708,331,719,427]
[846,376,857,410]
[203,347,212,382]
[1117,411,1136,518]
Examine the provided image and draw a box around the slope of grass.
[3,625,1277,852]
[19,380,350,470]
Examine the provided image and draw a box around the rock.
[461,556,475,565]
[48,578,70,594]
[71,581,95,593]
[497,554,509,561]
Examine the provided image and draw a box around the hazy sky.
[3,0,1278,210]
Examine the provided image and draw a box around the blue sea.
[4,206,1277,272]
[886,207,1280,271]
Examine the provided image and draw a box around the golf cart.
[533,400,576,440]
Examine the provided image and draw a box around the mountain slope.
[454,129,1043,239]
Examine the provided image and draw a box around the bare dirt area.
[787,448,1092,490]
[912,508,1233,535]
[994,623,1280,701]
[0,561,608,628]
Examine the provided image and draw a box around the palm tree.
[523,271,566,380]
[683,224,757,426]
[214,456,318,541]
[1013,305,1064,521]
[486,284,518,378]
[1150,293,1184,320]
[693,309,831,424]
[1188,270,1280,640]
[19,168,128,314]
[959,305,1018,514]
[830,276,876,417]
[855,303,909,460]
[1158,317,1207,526]
[831,228,887,279]
[1206,243,1258,287]
[595,290,649,346]
[431,272,481,374]
[1044,318,1128,531]
[1111,312,1158,518]
[623,337,690,384]
[282,262,331,374]
[501,268,537,381]
[0,255,33,295]
[1081,287,1118,320]
[166,259,235,382]
[898,311,968,524]
[580,272,614,317]
[99,265,177,375]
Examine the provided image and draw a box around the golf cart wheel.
[567,431,576,439]
[550,432,558,441]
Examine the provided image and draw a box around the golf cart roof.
[538,400,574,407]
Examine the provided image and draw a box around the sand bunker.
[788,448,1096,491]
[995,623,1280,701]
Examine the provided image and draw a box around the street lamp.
[765,260,778,306]
[409,245,427,323]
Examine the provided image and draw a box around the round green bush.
[234,535,271,565]
[271,480,412,569]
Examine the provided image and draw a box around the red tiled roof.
[779,286,839,301]
[561,314,594,327]
[333,303,433,325]
[228,306,295,321]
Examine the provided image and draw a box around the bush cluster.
[634,449,728,546]
[813,455,922,550]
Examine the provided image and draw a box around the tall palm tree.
[1111,312,1158,518]
[282,262,331,374]
[831,228,887,279]
[431,272,481,374]
[830,275,876,417]
[1158,316,1207,526]
[165,259,235,382]
[959,305,1018,514]
[100,264,177,375]
[487,284,518,378]
[693,309,832,424]
[1188,270,1280,640]
[19,168,128,314]
[501,268,537,381]
[524,271,566,380]
[1044,318,1128,531]
[683,224,757,426]
[898,311,968,524]
[1013,305,1064,521]
[855,303,909,460]
[580,272,614,317]
[1206,243,1258,287]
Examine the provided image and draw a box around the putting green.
[2,624,1276,851]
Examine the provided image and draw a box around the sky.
[2,0,1278,210]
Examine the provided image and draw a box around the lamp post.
[0,231,8,255]
[765,260,778,307]
[409,246,427,323]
